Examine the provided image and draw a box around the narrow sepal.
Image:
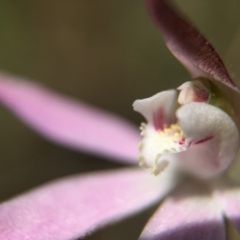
[145,0,238,91]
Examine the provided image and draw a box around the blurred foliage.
[0,0,240,239]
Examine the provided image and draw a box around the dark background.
[0,0,240,239]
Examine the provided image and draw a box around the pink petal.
[215,180,240,233]
[0,168,174,240]
[145,0,237,90]
[0,74,140,164]
[140,181,225,240]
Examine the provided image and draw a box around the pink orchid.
[0,0,240,239]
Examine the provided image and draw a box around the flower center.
[133,81,239,179]
[138,123,188,175]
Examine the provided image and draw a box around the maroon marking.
[192,86,209,103]
[189,136,213,146]
[178,137,186,145]
[153,108,165,130]
[194,136,213,144]
[153,107,178,131]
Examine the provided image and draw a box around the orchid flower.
[0,0,240,239]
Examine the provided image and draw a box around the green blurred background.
[0,0,240,239]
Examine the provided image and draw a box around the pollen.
[153,124,185,147]
[152,159,169,176]
[137,155,148,168]
[137,123,188,176]
[139,122,146,136]
[138,141,143,150]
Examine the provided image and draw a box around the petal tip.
[144,0,239,91]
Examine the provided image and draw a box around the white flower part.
[136,123,189,175]
[133,90,177,128]
[133,89,239,179]
[177,80,210,105]
[175,102,239,179]
[133,90,189,175]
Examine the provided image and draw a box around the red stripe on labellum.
[188,136,214,147]
[194,136,214,145]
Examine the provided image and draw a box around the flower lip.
[176,102,239,179]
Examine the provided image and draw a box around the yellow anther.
[174,132,180,137]
[137,154,142,161]
[139,122,146,132]
[151,157,169,176]
[137,155,149,169]
[137,122,186,176]
[164,128,171,133]
[163,149,170,154]
[140,131,145,136]
[138,141,143,150]
[164,139,171,144]
[159,132,164,137]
